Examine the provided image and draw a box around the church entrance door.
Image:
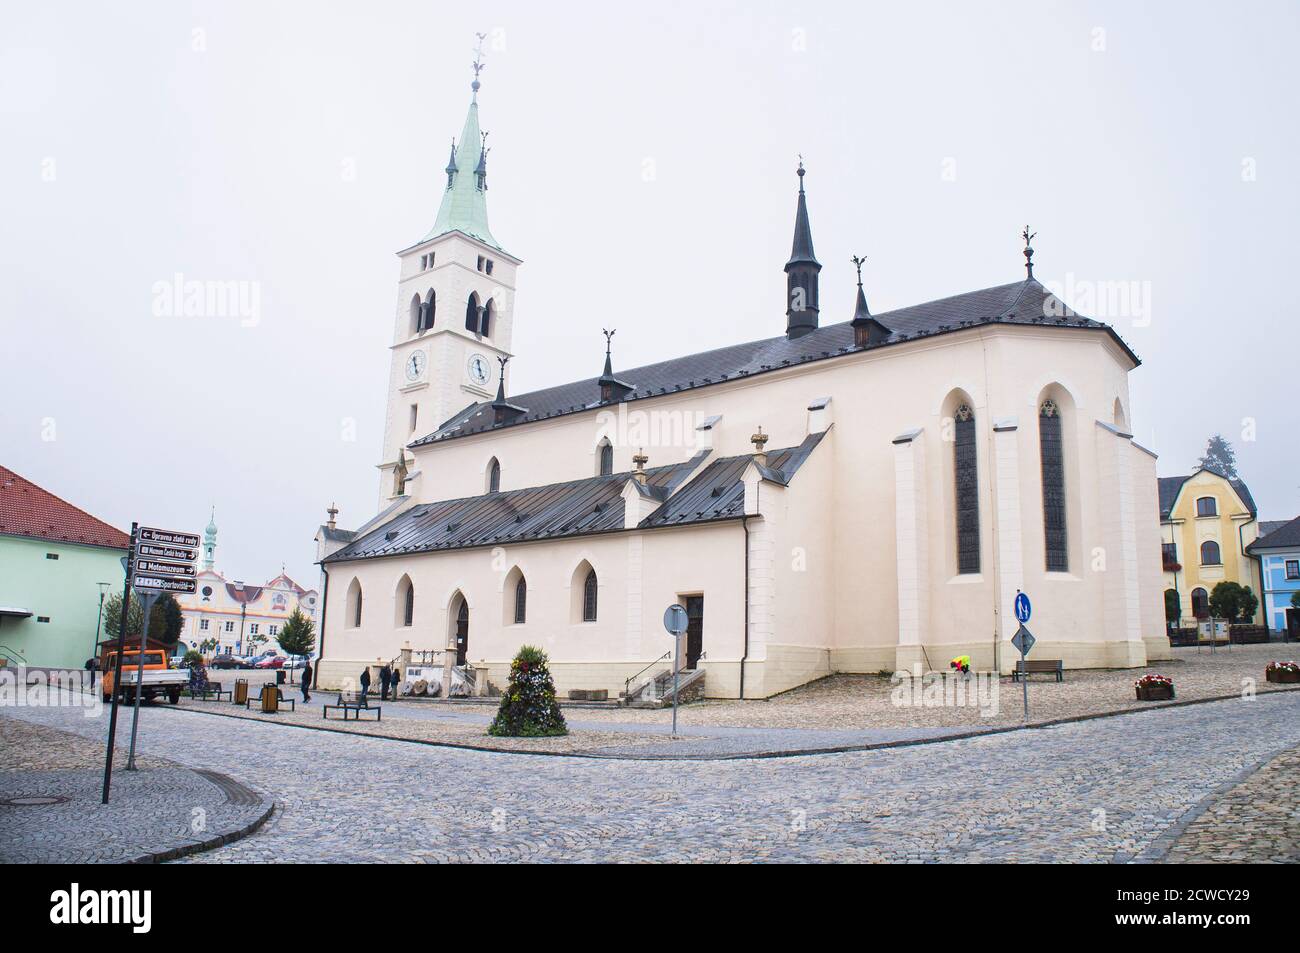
[455,600,469,667]
[685,596,704,669]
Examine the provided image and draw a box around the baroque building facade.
[314,67,1167,698]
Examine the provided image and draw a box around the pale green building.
[0,466,129,670]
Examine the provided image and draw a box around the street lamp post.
[90,582,111,669]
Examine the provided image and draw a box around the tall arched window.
[583,569,598,622]
[420,288,435,331]
[481,298,494,337]
[346,578,363,628]
[409,294,422,336]
[465,291,481,332]
[487,457,500,493]
[598,440,613,476]
[1039,398,1068,571]
[953,403,980,574]
[514,576,527,624]
[395,575,415,628]
[1200,540,1221,565]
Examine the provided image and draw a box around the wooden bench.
[243,684,296,712]
[323,691,381,721]
[1011,659,1064,682]
[190,680,233,702]
[1168,628,1199,647]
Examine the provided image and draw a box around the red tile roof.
[0,465,130,550]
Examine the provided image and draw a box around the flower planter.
[1265,668,1300,684]
[1135,683,1174,701]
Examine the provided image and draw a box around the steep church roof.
[326,434,825,562]
[413,278,1137,448]
[420,83,502,251]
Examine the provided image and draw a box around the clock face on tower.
[405,350,427,382]
[467,353,491,387]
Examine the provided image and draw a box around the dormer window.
[1196,496,1218,517]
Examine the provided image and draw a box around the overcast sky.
[3,1,1298,586]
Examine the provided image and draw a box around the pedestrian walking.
[301,659,313,703]
[359,666,371,702]
[380,664,392,701]
[391,665,401,701]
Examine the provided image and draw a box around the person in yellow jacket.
[949,655,972,674]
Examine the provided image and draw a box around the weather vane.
[1022,225,1037,279]
[851,254,867,286]
[602,328,616,355]
[471,32,487,100]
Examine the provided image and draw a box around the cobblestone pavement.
[5,690,1300,862]
[0,717,273,863]
[1160,745,1300,863]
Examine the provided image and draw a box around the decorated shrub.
[185,651,209,694]
[1265,660,1300,684]
[1134,673,1174,700]
[488,646,567,737]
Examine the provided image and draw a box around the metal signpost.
[663,604,689,737]
[112,526,199,780]
[102,525,137,804]
[1012,590,1034,722]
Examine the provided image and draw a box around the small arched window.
[582,569,598,622]
[1196,496,1218,518]
[465,292,481,332]
[1200,540,1221,565]
[514,576,527,624]
[1039,398,1068,572]
[598,440,613,476]
[487,458,500,493]
[1191,587,1209,619]
[953,403,980,574]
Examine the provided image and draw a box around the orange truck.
[101,650,189,705]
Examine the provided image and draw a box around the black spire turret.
[492,355,527,424]
[597,328,634,402]
[475,132,489,191]
[784,159,821,339]
[849,254,891,348]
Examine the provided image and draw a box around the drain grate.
[1,794,70,807]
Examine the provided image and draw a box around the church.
[314,61,1168,699]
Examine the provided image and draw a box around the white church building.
[314,62,1167,698]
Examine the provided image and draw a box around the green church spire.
[421,35,503,252]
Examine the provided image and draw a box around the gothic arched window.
[465,292,480,332]
[583,569,598,622]
[487,457,500,494]
[420,289,435,331]
[514,576,527,625]
[403,582,414,627]
[598,440,613,476]
[953,403,980,574]
[481,298,494,337]
[1039,398,1069,572]
[409,293,422,336]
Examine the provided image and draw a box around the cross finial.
[471,32,487,100]
[1022,225,1037,279]
[851,254,867,287]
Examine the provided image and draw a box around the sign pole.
[126,591,158,771]
[672,632,681,738]
[1020,640,1029,722]
[101,523,137,804]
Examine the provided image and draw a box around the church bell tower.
[378,38,521,509]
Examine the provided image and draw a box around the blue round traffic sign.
[1014,592,1032,623]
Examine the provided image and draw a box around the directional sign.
[135,558,197,579]
[1014,592,1032,624]
[1012,624,1036,656]
[139,527,201,549]
[133,575,197,594]
[138,543,198,562]
[663,603,689,636]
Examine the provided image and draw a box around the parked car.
[211,653,248,670]
[254,655,285,669]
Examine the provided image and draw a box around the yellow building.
[1159,468,1262,624]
